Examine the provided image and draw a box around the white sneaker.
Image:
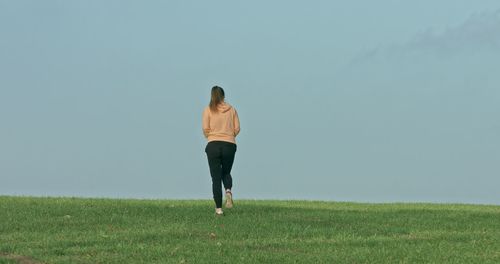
[225,190,233,208]
[215,208,224,216]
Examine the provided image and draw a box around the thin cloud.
[351,9,500,64]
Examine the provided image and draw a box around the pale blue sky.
[1,1,499,204]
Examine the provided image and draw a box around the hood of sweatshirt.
[217,102,232,113]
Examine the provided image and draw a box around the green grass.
[1,196,499,263]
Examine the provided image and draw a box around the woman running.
[202,86,240,216]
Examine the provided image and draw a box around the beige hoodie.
[202,102,240,144]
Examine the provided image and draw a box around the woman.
[202,86,240,216]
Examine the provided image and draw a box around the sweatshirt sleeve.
[233,108,240,136]
[202,108,210,138]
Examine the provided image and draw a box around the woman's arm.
[233,109,240,136]
[202,108,211,138]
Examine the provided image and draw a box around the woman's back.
[202,102,240,144]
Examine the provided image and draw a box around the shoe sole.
[225,193,233,208]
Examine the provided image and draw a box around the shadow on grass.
[0,252,42,264]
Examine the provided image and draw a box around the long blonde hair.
[209,86,225,112]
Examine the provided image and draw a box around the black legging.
[205,141,237,208]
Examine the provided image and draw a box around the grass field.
[1,196,499,263]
